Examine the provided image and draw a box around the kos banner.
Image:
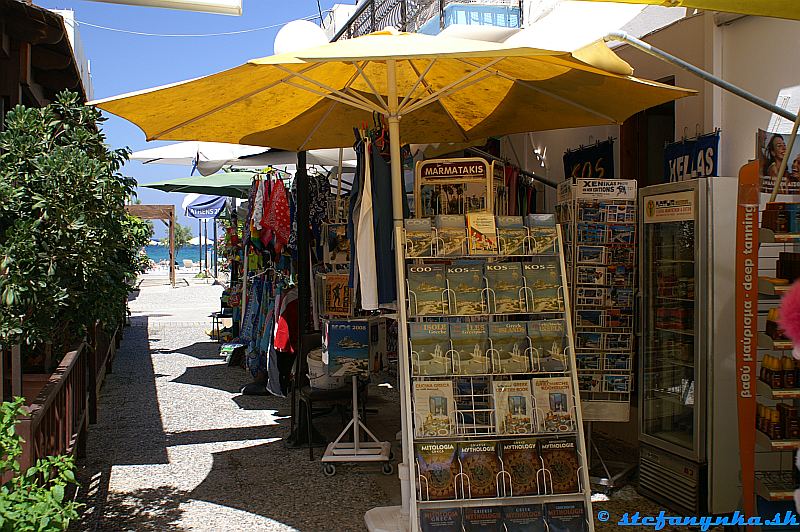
[663,132,719,182]
[563,139,614,180]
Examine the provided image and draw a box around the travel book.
[538,438,580,494]
[407,265,448,316]
[525,214,558,254]
[529,320,567,373]
[466,212,499,255]
[500,439,540,496]
[405,218,434,258]
[420,508,462,532]
[462,506,503,532]
[435,215,467,257]
[485,262,525,314]
[493,380,534,435]
[523,257,562,312]
[545,502,588,532]
[322,319,371,378]
[321,274,352,317]
[409,322,451,376]
[446,264,486,315]
[503,504,547,532]
[449,323,490,375]
[415,442,458,501]
[457,440,501,499]
[488,322,530,374]
[323,223,350,265]
[496,215,528,256]
[532,377,575,433]
[414,380,455,438]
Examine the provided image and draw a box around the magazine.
[414,380,455,438]
[466,212,499,255]
[323,223,350,265]
[493,380,534,435]
[457,440,501,499]
[462,507,503,532]
[415,441,458,501]
[446,264,486,315]
[410,322,451,376]
[532,377,575,433]
[420,508,462,532]
[503,504,547,532]
[529,320,567,373]
[496,216,528,256]
[405,218,434,258]
[407,265,448,316]
[435,215,467,257]
[322,319,371,377]
[485,262,525,314]
[488,322,530,374]
[449,323,490,375]
[500,439,540,496]
[539,438,580,494]
[523,257,562,312]
[545,502,588,532]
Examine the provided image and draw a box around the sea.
[145,244,215,264]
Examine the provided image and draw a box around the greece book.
[405,218,434,258]
[502,504,547,532]
[449,323,490,375]
[466,212,499,255]
[545,502,588,532]
[523,257,562,312]
[525,214,558,254]
[485,262,525,314]
[435,215,467,257]
[407,265,448,316]
[446,264,486,315]
[457,440,501,499]
[500,438,540,496]
[410,322,451,376]
[488,322,530,374]
[414,380,455,438]
[528,320,567,373]
[532,377,575,433]
[462,506,503,532]
[420,508,462,532]
[322,319,371,378]
[493,380,534,435]
[496,215,528,256]
[539,438,580,494]
[415,442,458,501]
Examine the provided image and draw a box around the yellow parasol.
[580,0,800,20]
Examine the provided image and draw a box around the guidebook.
[528,320,567,373]
[414,380,455,438]
[500,439,540,496]
[493,380,534,435]
[415,442,458,501]
[457,440,501,499]
[322,319,371,378]
[485,262,525,314]
[496,215,528,256]
[407,265,448,316]
[435,215,467,256]
[538,438,580,494]
[449,323,490,375]
[446,264,486,315]
[410,322,451,376]
[525,214,558,254]
[466,212,499,255]
[420,509,463,532]
[545,502,588,532]
[523,257,562,312]
[462,507,503,532]
[488,322,530,374]
[405,218,434,258]
[532,377,575,433]
[502,504,547,532]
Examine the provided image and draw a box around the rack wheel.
[388,451,395,461]
[382,462,394,475]
[322,464,336,477]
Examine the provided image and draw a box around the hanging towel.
[357,138,379,310]
[262,179,292,254]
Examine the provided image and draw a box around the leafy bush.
[0,398,81,531]
[0,91,146,353]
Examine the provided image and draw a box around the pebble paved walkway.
[75,277,398,531]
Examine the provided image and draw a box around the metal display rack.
[397,221,595,531]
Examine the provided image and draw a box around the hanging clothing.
[505,166,519,216]
[357,138,379,310]
[274,286,299,354]
[252,179,266,229]
[262,178,292,254]
[369,142,397,306]
[348,136,366,291]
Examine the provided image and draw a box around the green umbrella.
[141,171,256,198]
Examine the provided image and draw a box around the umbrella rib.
[401,72,495,116]
[342,62,380,110]
[405,59,468,142]
[351,61,388,112]
[399,58,437,111]
[151,63,325,140]
[299,100,338,151]
[273,65,383,114]
[456,58,618,124]
[282,79,378,114]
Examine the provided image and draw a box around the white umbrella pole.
[387,59,414,525]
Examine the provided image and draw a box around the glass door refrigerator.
[638,177,740,515]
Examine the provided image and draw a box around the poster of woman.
[759,129,800,194]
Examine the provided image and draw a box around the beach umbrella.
[579,1,800,20]
[142,171,255,198]
[130,141,265,176]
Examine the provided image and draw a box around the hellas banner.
[663,132,719,183]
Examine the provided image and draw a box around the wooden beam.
[125,204,175,220]
[31,44,71,70]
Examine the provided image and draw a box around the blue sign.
[563,139,615,180]
[663,132,719,182]
[185,195,227,219]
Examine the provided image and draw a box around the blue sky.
[37,0,345,237]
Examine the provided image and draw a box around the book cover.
[539,438,580,494]
[488,322,530,374]
[529,320,567,373]
[485,262,525,314]
[410,322,451,376]
[323,223,350,265]
[405,218,433,258]
[532,377,575,433]
[493,380,534,435]
[414,380,455,438]
[449,323,490,375]
[322,319,371,377]
[462,507,503,532]
[435,215,467,256]
[523,257,562,312]
[496,215,528,255]
[457,440,501,498]
[446,264,486,315]
[466,212,499,255]
[420,508,462,532]
[415,442,458,501]
[526,214,558,254]
[545,502,588,532]
[407,265,448,316]
[500,439,540,496]
[322,274,352,317]
[503,504,547,532]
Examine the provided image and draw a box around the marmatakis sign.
[88,0,242,15]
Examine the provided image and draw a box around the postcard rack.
[396,216,594,532]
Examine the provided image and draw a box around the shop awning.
[142,171,255,198]
[580,1,800,21]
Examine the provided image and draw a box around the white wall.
[51,10,94,100]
